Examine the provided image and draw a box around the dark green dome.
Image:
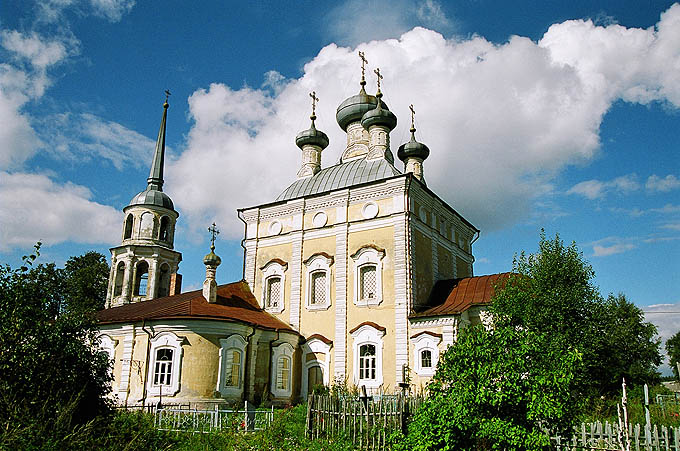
[361,103,397,131]
[203,248,221,267]
[336,88,388,131]
[295,122,329,149]
[397,132,430,161]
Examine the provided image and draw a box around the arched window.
[124,214,133,239]
[270,343,294,398]
[134,261,149,296]
[359,344,376,381]
[420,349,432,370]
[159,216,169,242]
[146,332,183,397]
[217,335,247,396]
[351,246,385,306]
[411,331,441,377]
[359,265,377,301]
[266,276,282,309]
[153,348,173,386]
[113,261,125,296]
[158,264,170,298]
[261,259,286,313]
[304,254,333,310]
[139,212,154,238]
[350,322,385,390]
[302,335,332,399]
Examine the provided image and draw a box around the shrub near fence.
[306,394,422,451]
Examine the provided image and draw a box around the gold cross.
[309,91,319,117]
[359,51,368,84]
[374,68,383,93]
[409,104,416,130]
[164,90,171,102]
[208,222,219,248]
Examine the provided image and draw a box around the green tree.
[666,331,680,379]
[63,251,110,312]
[400,325,581,451]
[0,245,112,448]
[491,232,661,397]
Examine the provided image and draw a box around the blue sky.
[1,0,678,368]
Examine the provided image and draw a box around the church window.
[124,214,133,239]
[411,332,441,377]
[113,262,125,297]
[158,263,170,297]
[134,261,149,296]
[351,246,385,306]
[350,323,385,390]
[302,336,332,399]
[217,335,247,396]
[359,344,376,381]
[261,260,286,314]
[153,348,173,386]
[146,331,183,397]
[139,212,154,238]
[270,343,294,398]
[159,216,170,242]
[304,254,332,310]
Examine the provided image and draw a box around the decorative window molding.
[350,323,385,390]
[271,343,294,398]
[304,253,333,311]
[411,332,441,377]
[351,246,385,306]
[301,335,332,398]
[217,334,247,397]
[146,331,183,397]
[261,260,287,314]
[99,334,116,363]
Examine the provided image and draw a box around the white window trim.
[217,334,247,397]
[146,331,183,397]
[351,324,385,390]
[351,246,385,306]
[271,342,294,398]
[261,260,287,314]
[412,333,441,377]
[301,337,332,399]
[304,254,333,311]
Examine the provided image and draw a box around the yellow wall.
[255,242,293,318]
[299,236,337,341]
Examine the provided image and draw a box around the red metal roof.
[96,281,296,333]
[410,273,511,318]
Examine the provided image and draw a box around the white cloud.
[646,174,680,192]
[166,5,680,239]
[89,0,135,22]
[0,30,70,69]
[661,222,680,231]
[323,0,455,46]
[567,174,640,199]
[644,302,680,374]
[40,112,156,170]
[0,171,121,251]
[592,243,636,257]
[36,0,134,23]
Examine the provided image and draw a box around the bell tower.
[106,93,182,308]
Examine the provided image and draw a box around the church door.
[307,365,323,395]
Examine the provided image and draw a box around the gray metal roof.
[277,158,402,201]
[128,188,175,210]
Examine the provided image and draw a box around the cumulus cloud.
[89,0,135,22]
[646,174,680,192]
[168,5,680,239]
[592,242,636,257]
[0,171,121,251]
[567,174,640,199]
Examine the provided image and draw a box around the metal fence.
[155,401,274,434]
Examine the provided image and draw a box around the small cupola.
[361,67,397,163]
[295,91,329,178]
[202,223,221,304]
[397,104,430,184]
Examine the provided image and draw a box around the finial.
[309,91,319,124]
[409,104,416,134]
[208,222,219,251]
[374,68,383,98]
[358,51,368,88]
[164,89,171,108]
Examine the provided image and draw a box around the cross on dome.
[374,68,383,97]
[309,91,319,120]
[359,51,368,87]
[409,104,416,132]
[208,222,219,250]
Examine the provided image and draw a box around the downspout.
[237,210,248,281]
[141,318,153,407]
[243,326,256,402]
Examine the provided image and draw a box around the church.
[96,54,509,407]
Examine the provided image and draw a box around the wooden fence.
[552,421,680,450]
[305,394,422,450]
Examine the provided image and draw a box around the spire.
[147,90,170,191]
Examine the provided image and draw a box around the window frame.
[270,343,294,398]
[113,261,125,297]
[350,323,385,390]
[351,246,385,307]
[411,332,441,377]
[261,260,287,314]
[134,261,149,297]
[146,331,183,397]
[217,334,247,397]
[304,254,333,311]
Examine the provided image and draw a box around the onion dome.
[296,117,329,149]
[336,87,389,131]
[361,92,397,131]
[203,245,222,267]
[397,127,430,162]
[128,189,174,210]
